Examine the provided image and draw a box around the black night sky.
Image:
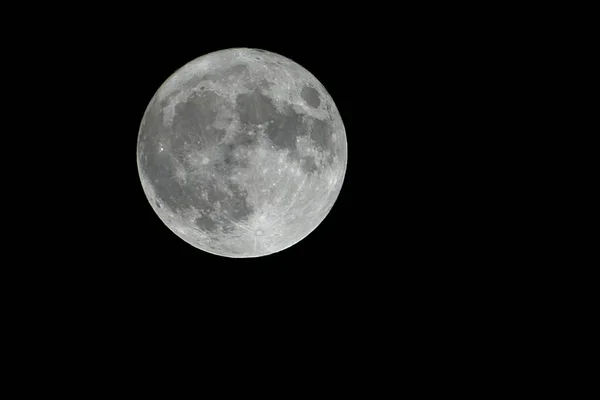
[35,6,504,302]
[9,7,533,380]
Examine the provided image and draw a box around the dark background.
[8,6,556,385]
[20,5,523,310]
[4,6,584,391]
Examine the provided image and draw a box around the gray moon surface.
[136,48,347,258]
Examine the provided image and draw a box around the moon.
[136,48,347,258]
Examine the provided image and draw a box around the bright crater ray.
[136,48,347,258]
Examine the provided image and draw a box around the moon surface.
[136,48,347,258]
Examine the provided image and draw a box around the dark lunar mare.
[265,104,304,154]
[234,87,338,175]
[309,118,335,166]
[236,90,276,126]
[139,91,255,234]
[170,91,225,151]
[301,85,321,108]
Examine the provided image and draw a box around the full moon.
[136,48,347,258]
